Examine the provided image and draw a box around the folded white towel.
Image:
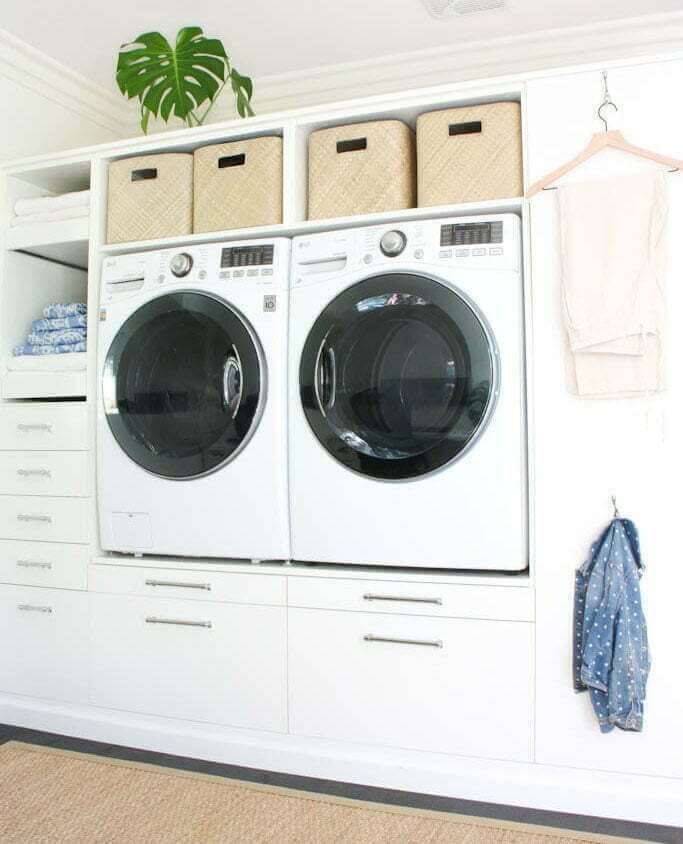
[558,172,667,398]
[10,205,89,227]
[14,189,90,217]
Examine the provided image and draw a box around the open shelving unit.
[0,158,91,400]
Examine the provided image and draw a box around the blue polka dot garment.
[573,518,651,733]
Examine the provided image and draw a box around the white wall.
[526,58,683,779]
[0,28,127,161]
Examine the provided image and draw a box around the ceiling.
[2,0,681,92]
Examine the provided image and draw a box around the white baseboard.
[1,694,681,827]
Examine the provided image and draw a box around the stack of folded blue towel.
[13,303,87,357]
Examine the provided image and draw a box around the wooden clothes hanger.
[526,71,683,198]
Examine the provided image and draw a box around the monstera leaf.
[117,26,254,131]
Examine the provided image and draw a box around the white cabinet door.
[0,540,88,590]
[0,495,90,543]
[0,403,88,451]
[0,585,88,702]
[289,608,534,762]
[0,452,89,497]
[90,594,287,732]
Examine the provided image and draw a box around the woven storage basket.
[417,102,523,207]
[106,153,193,244]
[308,120,416,220]
[193,137,283,233]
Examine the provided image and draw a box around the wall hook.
[611,495,620,519]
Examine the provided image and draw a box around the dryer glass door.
[299,273,497,480]
[103,291,262,479]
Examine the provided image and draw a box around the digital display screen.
[440,221,503,247]
[221,244,274,268]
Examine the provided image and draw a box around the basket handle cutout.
[448,121,482,136]
[218,154,246,168]
[336,138,367,153]
[131,168,158,181]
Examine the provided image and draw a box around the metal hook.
[598,71,619,131]
[611,495,620,519]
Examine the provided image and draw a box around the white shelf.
[5,217,90,267]
[99,198,524,255]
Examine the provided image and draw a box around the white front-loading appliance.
[97,239,290,561]
[289,215,527,570]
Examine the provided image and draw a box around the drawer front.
[0,495,90,544]
[0,585,88,701]
[90,564,286,606]
[90,594,287,732]
[0,540,88,590]
[0,403,88,451]
[289,608,534,762]
[0,451,89,497]
[288,577,534,622]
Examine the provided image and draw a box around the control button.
[233,270,245,278]
[219,271,229,279]
[247,269,259,277]
[489,247,504,256]
[414,248,424,259]
[380,229,407,257]
[261,268,274,276]
[198,270,207,280]
[455,249,470,258]
[170,252,193,277]
[439,249,453,258]
[472,248,486,257]
[363,254,373,264]
[157,274,165,284]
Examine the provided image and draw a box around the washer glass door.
[299,273,496,480]
[103,291,262,479]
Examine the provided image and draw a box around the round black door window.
[103,291,263,479]
[299,274,497,480]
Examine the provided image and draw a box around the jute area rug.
[0,741,638,843]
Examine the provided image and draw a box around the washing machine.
[97,239,290,561]
[289,215,527,570]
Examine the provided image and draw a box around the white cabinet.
[0,539,88,590]
[0,403,88,451]
[289,608,534,762]
[0,585,88,701]
[90,593,287,732]
[0,451,89,497]
[0,495,90,543]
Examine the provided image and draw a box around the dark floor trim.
[0,724,678,842]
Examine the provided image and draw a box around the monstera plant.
[116,26,254,133]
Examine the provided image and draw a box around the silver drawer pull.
[18,603,53,614]
[145,617,212,628]
[363,634,443,648]
[17,514,53,523]
[17,560,52,570]
[17,468,52,478]
[17,423,53,433]
[363,593,442,605]
[145,579,211,591]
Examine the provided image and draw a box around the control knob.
[379,230,407,257]
[170,252,193,277]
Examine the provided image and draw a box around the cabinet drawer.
[0,403,87,451]
[90,564,286,606]
[0,495,89,544]
[0,451,89,497]
[288,577,534,622]
[90,594,287,732]
[289,608,533,762]
[0,585,88,701]
[0,540,88,590]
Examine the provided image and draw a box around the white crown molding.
[0,27,134,136]
[3,11,683,138]
[250,11,683,114]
